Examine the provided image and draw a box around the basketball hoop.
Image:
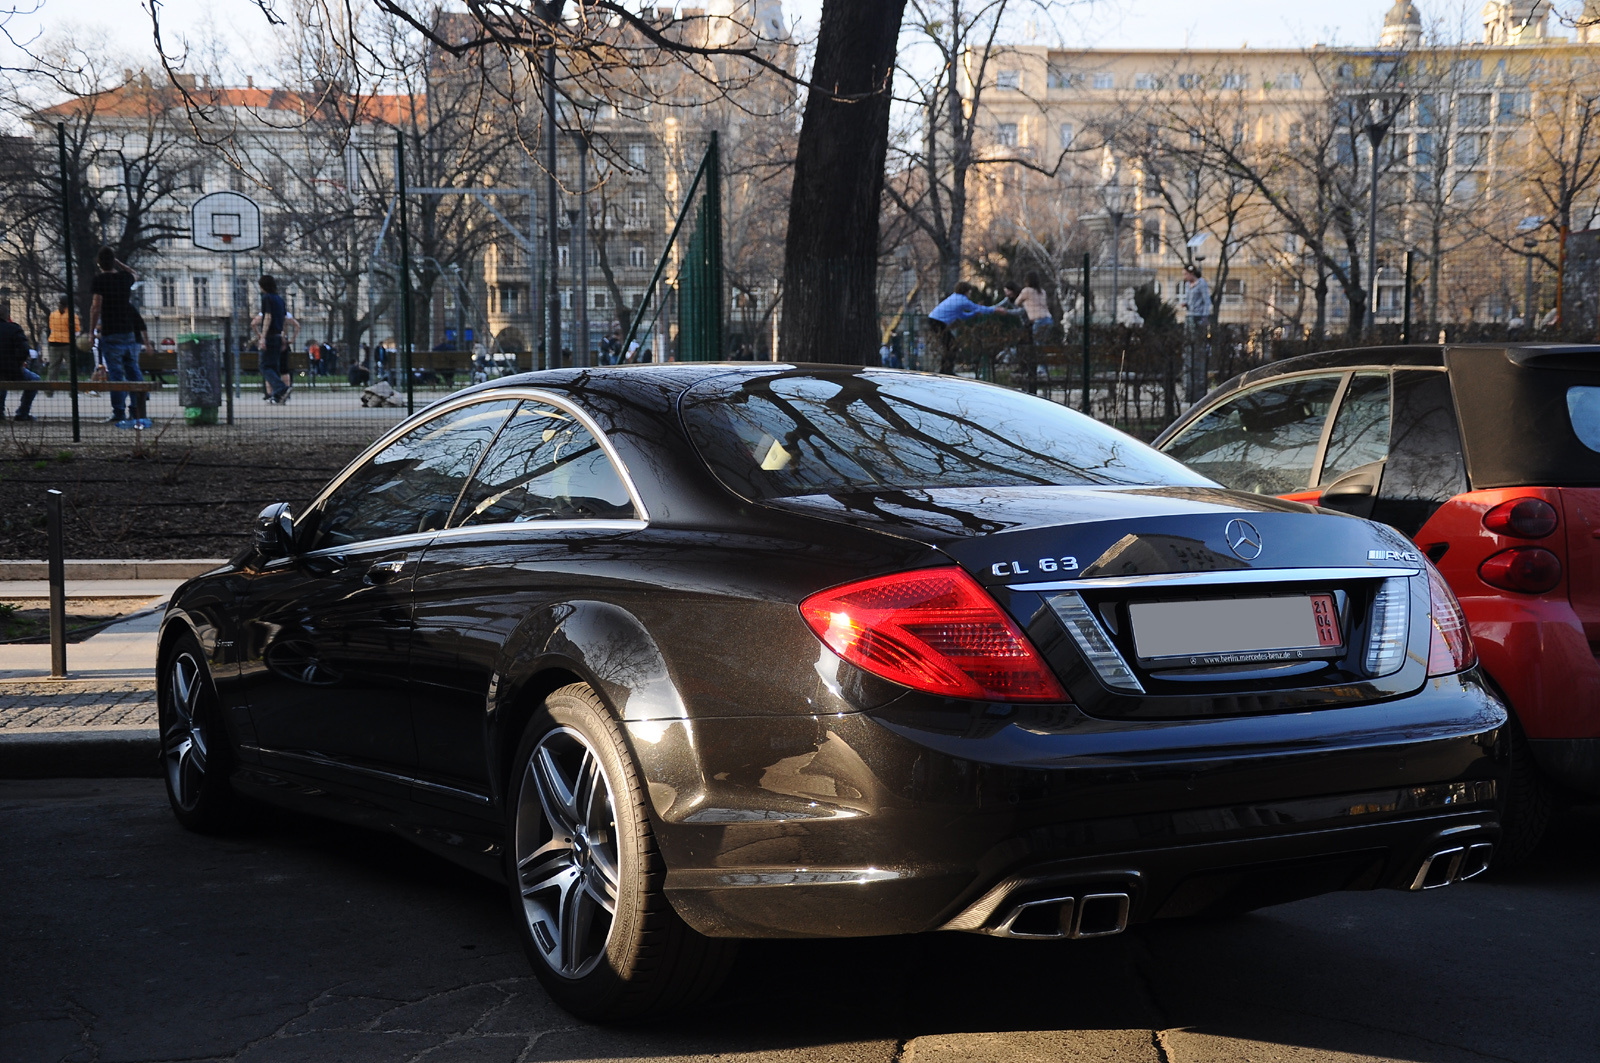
[191,193,260,253]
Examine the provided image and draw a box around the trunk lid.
[768,485,1434,718]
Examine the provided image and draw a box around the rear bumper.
[628,670,1506,939]
[1529,738,1600,797]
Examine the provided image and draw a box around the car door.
[408,397,644,805]
[237,398,518,792]
[1160,373,1345,495]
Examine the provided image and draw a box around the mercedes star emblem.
[1225,518,1264,560]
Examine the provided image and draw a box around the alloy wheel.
[163,651,210,811]
[514,726,621,980]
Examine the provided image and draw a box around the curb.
[0,559,226,581]
[0,728,161,779]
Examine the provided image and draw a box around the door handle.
[364,560,407,585]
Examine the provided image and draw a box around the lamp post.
[1517,215,1544,326]
[1360,93,1402,338]
[1102,183,1126,326]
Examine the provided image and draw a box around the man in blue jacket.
[0,300,39,422]
[928,283,1002,373]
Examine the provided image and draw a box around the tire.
[506,684,736,1021]
[1493,710,1554,869]
[158,633,243,833]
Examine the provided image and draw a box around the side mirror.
[1319,461,1385,520]
[255,502,297,558]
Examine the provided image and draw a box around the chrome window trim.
[1008,566,1421,593]
[427,519,648,545]
[300,387,650,540]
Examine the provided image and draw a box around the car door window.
[1162,375,1343,494]
[453,400,636,525]
[310,399,519,549]
[1318,372,1391,485]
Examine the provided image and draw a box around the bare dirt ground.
[0,598,162,643]
[0,441,366,560]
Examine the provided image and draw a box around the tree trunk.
[779,0,907,364]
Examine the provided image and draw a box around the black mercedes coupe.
[158,365,1506,1020]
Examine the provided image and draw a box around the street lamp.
[1101,182,1126,325]
[1359,92,1404,338]
[1518,214,1543,326]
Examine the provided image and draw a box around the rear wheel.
[159,633,242,833]
[507,684,735,1021]
[1493,711,1553,869]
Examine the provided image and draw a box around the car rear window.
[681,370,1212,501]
[1567,387,1600,453]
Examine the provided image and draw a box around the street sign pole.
[396,128,414,415]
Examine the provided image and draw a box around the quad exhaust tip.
[1410,842,1494,890]
[994,891,1131,939]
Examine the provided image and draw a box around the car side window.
[453,400,636,526]
[1372,370,1469,536]
[310,400,518,550]
[1162,375,1343,494]
[1318,372,1391,485]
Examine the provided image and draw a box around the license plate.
[1128,594,1343,666]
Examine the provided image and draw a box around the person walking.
[0,299,40,422]
[45,296,74,381]
[1182,264,1212,403]
[250,275,297,403]
[927,282,1003,374]
[89,247,142,425]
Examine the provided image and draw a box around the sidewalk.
[0,589,166,778]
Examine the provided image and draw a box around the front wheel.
[158,633,243,833]
[507,684,735,1021]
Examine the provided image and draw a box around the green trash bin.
[177,333,222,427]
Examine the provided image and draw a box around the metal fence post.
[395,128,414,415]
[57,123,80,443]
[1402,249,1414,344]
[47,489,66,679]
[1081,252,1091,414]
[223,315,235,425]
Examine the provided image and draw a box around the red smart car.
[1155,344,1600,862]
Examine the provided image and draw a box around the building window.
[629,243,647,268]
[628,191,648,224]
[1092,72,1114,90]
[1047,64,1078,89]
[1134,73,1156,90]
[558,246,570,268]
[1498,90,1530,121]
[192,276,210,310]
[1453,59,1482,81]
[233,279,248,312]
[995,70,1019,91]
[1140,218,1161,254]
[996,123,1018,147]
[1276,71,1303,90]
[1288,122,1303,148]
[504,286,520,313]
[1222,278,1245,304]
[1412,132,1435,168]
[592,290,609,309]
[159,276,177,308]
[559,289,571,310]
[1059,123,1074,149]
[628,143,648,169]
[1459,94,1491,126]
[1177,73,1199,89]
[1458,133,1489,167]
[1454,172,1481,200]
[1221,72,1247,90]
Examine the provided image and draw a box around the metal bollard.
[46,488,67,679]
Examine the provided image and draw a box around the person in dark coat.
[0,299,40,422]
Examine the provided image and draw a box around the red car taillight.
[1425,562,1477,676]
[1482,497,1559,539]
[1479,547,1563,595]
[800,567,1068,702]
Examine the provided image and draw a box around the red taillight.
[1425,562,1476,676]
[800,567,1068,702]
[1482,497,1559,539]
[1478,547,1563,594]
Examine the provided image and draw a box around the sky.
[3,0,1424,79]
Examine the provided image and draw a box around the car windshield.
[681,370,1212,501]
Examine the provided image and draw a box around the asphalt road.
[3,779,1597,1063]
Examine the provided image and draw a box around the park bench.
[7,381,165,393]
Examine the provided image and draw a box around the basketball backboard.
[191,191,261,252]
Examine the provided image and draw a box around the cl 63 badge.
[992,557,1078,577]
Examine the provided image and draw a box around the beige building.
[968,1,1600,334]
